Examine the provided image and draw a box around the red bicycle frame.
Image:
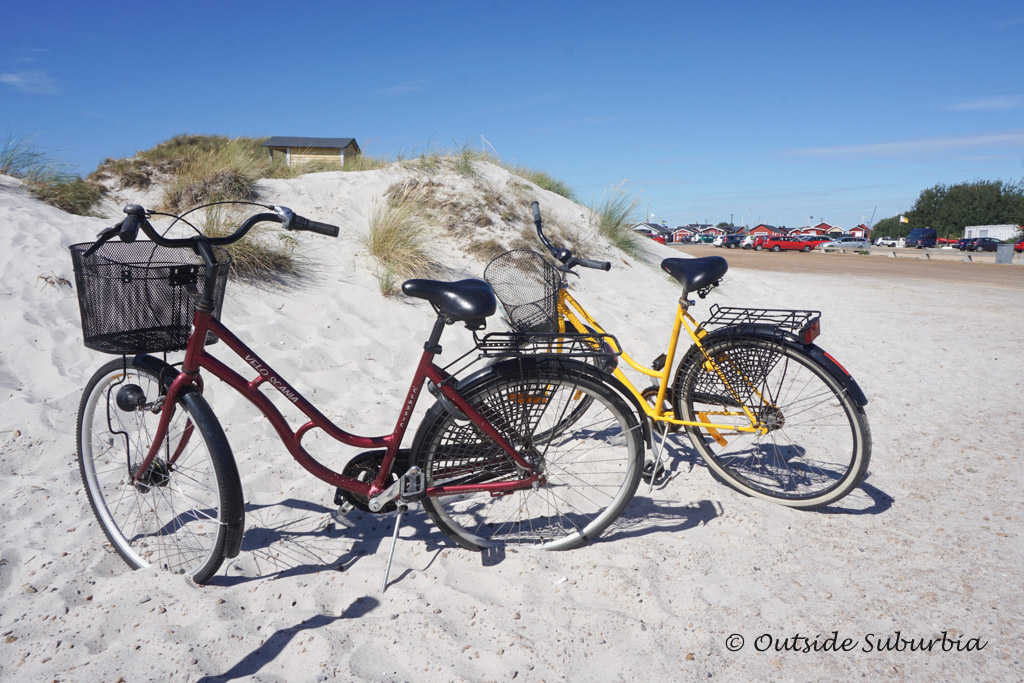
[133,306,540,500]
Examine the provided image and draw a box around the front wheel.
[415,361,644,550]
[77,358,243,583]
[801,246,811,252]
[771,245,781,252]
[754,245,763,251]
[674,338,870,508]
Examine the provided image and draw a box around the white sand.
[1,165,1021,680]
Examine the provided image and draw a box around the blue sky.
[3,0,1023,229]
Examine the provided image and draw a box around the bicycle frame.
[556,290,764,435]
[131,307,541,498]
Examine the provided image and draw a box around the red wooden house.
[813,222,844,236]
[701,226,727,237]
[749,224,778,236]
[672,226,697,241]
[850,224,871,239]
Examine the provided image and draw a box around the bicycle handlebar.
[531,200,612,272]
[83,203,340,257]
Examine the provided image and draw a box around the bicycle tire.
[675,337,870,508]
[414,358,643,550]
[77,358,243,583]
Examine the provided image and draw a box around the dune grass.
[157,137,277,212]
[200,205,301,284]
[363,180,440,295]
[2,133,105,215]
[591,181,643,257]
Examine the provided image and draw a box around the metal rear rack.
[474,331,622,360]
[697,305,822,344]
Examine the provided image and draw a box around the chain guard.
[641,386,680,434]
[336,449,410,514]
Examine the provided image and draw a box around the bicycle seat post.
[424,313,446,354]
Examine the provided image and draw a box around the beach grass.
[591,181,643,257]
[201,205,301,284]
[364,181,440,294]
[2,133,105,215]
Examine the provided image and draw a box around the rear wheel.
[416,361,643,550]
[77,358,242,583]
[754,245,763,251]
[675,338,870,508]
[771,245,781,252]
[801,246,811,252]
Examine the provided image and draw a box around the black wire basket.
[483,249,562,334]
[69,241,230,354]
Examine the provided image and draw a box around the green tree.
[905,179,1024,238]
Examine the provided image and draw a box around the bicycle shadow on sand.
[651,435,894,516]
[208,497,448,587]
[195,596,380,682]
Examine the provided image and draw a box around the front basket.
[69,241,230,354]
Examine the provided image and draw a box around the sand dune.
[0,165,1020,680]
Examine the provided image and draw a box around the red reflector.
[800,319,821,344]
[823,351,850,376]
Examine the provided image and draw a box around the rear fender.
[411,356,652,456]
[672,328,868,408]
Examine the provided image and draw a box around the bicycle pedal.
[399,466,425,501]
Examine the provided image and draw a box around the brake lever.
[82,222,123,257]
[270,205,296,230]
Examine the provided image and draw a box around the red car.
[760,235,816,252]
[795,235,832,247]
[1015,240,1024,253]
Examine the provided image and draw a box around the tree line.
[873,179,1024,239]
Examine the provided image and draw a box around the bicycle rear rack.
[473,331,622,360]
[698,305,821,344]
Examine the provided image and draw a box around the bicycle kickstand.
[380,466,426,594]
[381,503,407,594]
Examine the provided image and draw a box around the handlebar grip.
[576,258,612,271]
[292,215,340,237]
[532,201,541,224]
[119,214,141,243]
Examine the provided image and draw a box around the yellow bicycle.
[483,202,871,508]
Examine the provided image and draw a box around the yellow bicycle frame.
[556,290,766,437]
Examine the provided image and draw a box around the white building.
[962,224,1022,240]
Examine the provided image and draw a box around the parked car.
[905,227,937,248]
[712,235,725,247]
[818,235,870,251]
[762,235,816,252]
[697,234,717,244]
[1015,239,1024,253]
[741,234,759,249]
[954,238,976,250]
[718,234,744,249]
[968,237,1001,252]
[875,236,905,247]
[797,235,833,247]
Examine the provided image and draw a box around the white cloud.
[945,96,1024,111]
[790,131,1024,157]
[0,70,57,94]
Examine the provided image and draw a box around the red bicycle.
[70,202,643,584]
